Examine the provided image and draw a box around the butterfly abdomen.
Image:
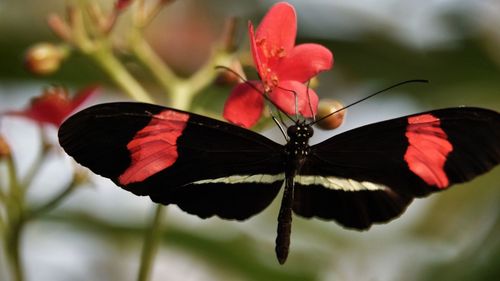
[275,122,315,264]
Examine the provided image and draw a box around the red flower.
[6,86,98,127]
[115,0,133,11]
[223,2,333,128]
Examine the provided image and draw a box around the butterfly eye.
[287,125,297,137]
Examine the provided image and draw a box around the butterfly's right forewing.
[293,107,500,229]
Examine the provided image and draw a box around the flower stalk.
[3,143,25,281]
[137,205,165,281]
[0,129,87,281]
[90,45,154,103]
[129,17,237,109]
[25,175,81,221]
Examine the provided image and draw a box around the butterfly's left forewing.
[294,107,500,229]
[59,102,285,220]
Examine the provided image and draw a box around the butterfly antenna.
[268,107,287,127]
[215,65,296,123]
[274,85,303,121]
[267,105,289,140]
[295,91,298,117]
[311,79,429,126]
[305,80,316,122]
[215,65,247,83]
[271,114,289,140]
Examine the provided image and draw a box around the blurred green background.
[0,0,499,280]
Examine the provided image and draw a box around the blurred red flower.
[5,86,98,127]
[115,0,133,11]
[223,2,333,128]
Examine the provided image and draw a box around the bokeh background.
[0,0,499,280]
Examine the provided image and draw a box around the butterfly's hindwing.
[150,181,283,220]
[292,184,412,230]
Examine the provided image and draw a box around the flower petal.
[223,82,264,128]
[70,85,99,110]
[268,80,318,117]
[248,22,266,79]
[5,85,98,127]
[255,2,297,55]
[276,43,333,82]
[115,0,133,11]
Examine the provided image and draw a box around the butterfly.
[58,102,500,264]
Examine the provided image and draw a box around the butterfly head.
[284,121,313,161]
[287,122,314,141]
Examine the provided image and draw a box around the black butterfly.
[58,102,500,263]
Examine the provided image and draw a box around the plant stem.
[130,31,234,110]
[68,2,154,103]
[68,5,235,281]
[137,205,165,281]
[20,128,50,189]
[129,27,234,281]
[91,45,154,103]
[0,187,5,203]
[169,50,233,110]
[25,177,79,221]
[4,155,25,281]
[129,30,176,100]
[5,221,24,281]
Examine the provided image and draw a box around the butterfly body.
[58,102,500,263]
[275,122,314,263]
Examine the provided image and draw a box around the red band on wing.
[404,114,453,188]
[119,110,189,185]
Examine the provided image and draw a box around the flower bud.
[316,99,346,130]
[25,43,67,75]
[0,136,11,159]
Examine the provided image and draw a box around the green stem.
[20,153,45,190]
[129,30,177,100]
[0,210,5,234]
[0,187,5,203]
[188,49,233,95]
[25,177,79,221]
[129,30,234,281]
[20,135,49,189]
[68,6,235,281]
[5,221,24,281]
[69,2,153,103]
[91,45,154,103]
[4,155,25,281]
[169,82,193,110]
[167,49,233,110]
[137,205,165,281]
[131,32,234,110]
